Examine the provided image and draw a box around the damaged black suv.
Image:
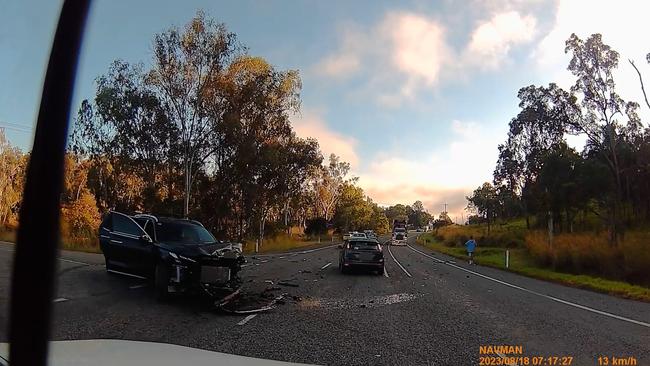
[99,211,245,299]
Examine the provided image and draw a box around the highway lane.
[0,238,649,365]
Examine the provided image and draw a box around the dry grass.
[243,234,334,254]
[435,220,527,248]
[0,229,16,243]
[525,231,650,285]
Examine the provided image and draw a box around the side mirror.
[140,234,152,243]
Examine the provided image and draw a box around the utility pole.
[442,203,448,213]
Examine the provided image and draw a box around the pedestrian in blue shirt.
[464,236,477,264]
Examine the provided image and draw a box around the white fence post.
[505,250,509,269]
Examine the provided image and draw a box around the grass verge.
[417,233,650,303]
[243,235,337,254]
[0,229,102,254]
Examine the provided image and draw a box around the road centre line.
[406,244,650,329]
[253,244,340,258]
[59,258,91,266]
[321,262,332,270]
[386,245,412,278]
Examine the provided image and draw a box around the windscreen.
[155,222,216,244]
[3,2,650,365]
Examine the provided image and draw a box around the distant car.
[343,232,352,241]
[338,237,384,274]
[416,228,423,232]
[351,232,367,239]
[99,211,245,299]
[363,230,376,239]
[391,230,407,246]
[393,227,407,238]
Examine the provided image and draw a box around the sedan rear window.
[348,241,380,250]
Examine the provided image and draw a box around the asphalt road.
[1,235,649,365]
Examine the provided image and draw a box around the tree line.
[467,33,650,245]
[0,12,437,248]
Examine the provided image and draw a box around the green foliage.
[305,217,328,236]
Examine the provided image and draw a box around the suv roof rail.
[133,213,159,222]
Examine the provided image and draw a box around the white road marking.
[386,245,412,278]
[53,298,68,303]
[107,269,147,280]
[59,258,91,266]
[383,266,390,278]
[321,262,332,270]
[254,244,340,258]
[129,284,147,289]
[406,244,650,329]
[0,244,92,266]
[237,314,257,326]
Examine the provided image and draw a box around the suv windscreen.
[155,222,215,244]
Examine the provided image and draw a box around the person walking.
[464,236,477,264]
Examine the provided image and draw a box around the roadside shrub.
[525,231,647,282]
[620,232,650,285]
[305,217,328,236]
[525,231,553,266]
[436,221,526,248]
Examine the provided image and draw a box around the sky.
[2,0,650,220]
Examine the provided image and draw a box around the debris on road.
[237,314,257,326]
[278,280,299,287]
[264,280,274,284]
[217,290,286,315]
[300,270,312,274]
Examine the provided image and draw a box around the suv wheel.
[154,263,170,300]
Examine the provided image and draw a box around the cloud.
[384,12,451,88]
[291,110,360,168]
[313,25,366,79]
[465,11,537,70]
[317,53,360,78]
[313,9,539,107]
[356,119,505,219]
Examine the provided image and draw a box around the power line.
[0,121,33,133]
[0,125,32,133]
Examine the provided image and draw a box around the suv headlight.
[169,252,196,263]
